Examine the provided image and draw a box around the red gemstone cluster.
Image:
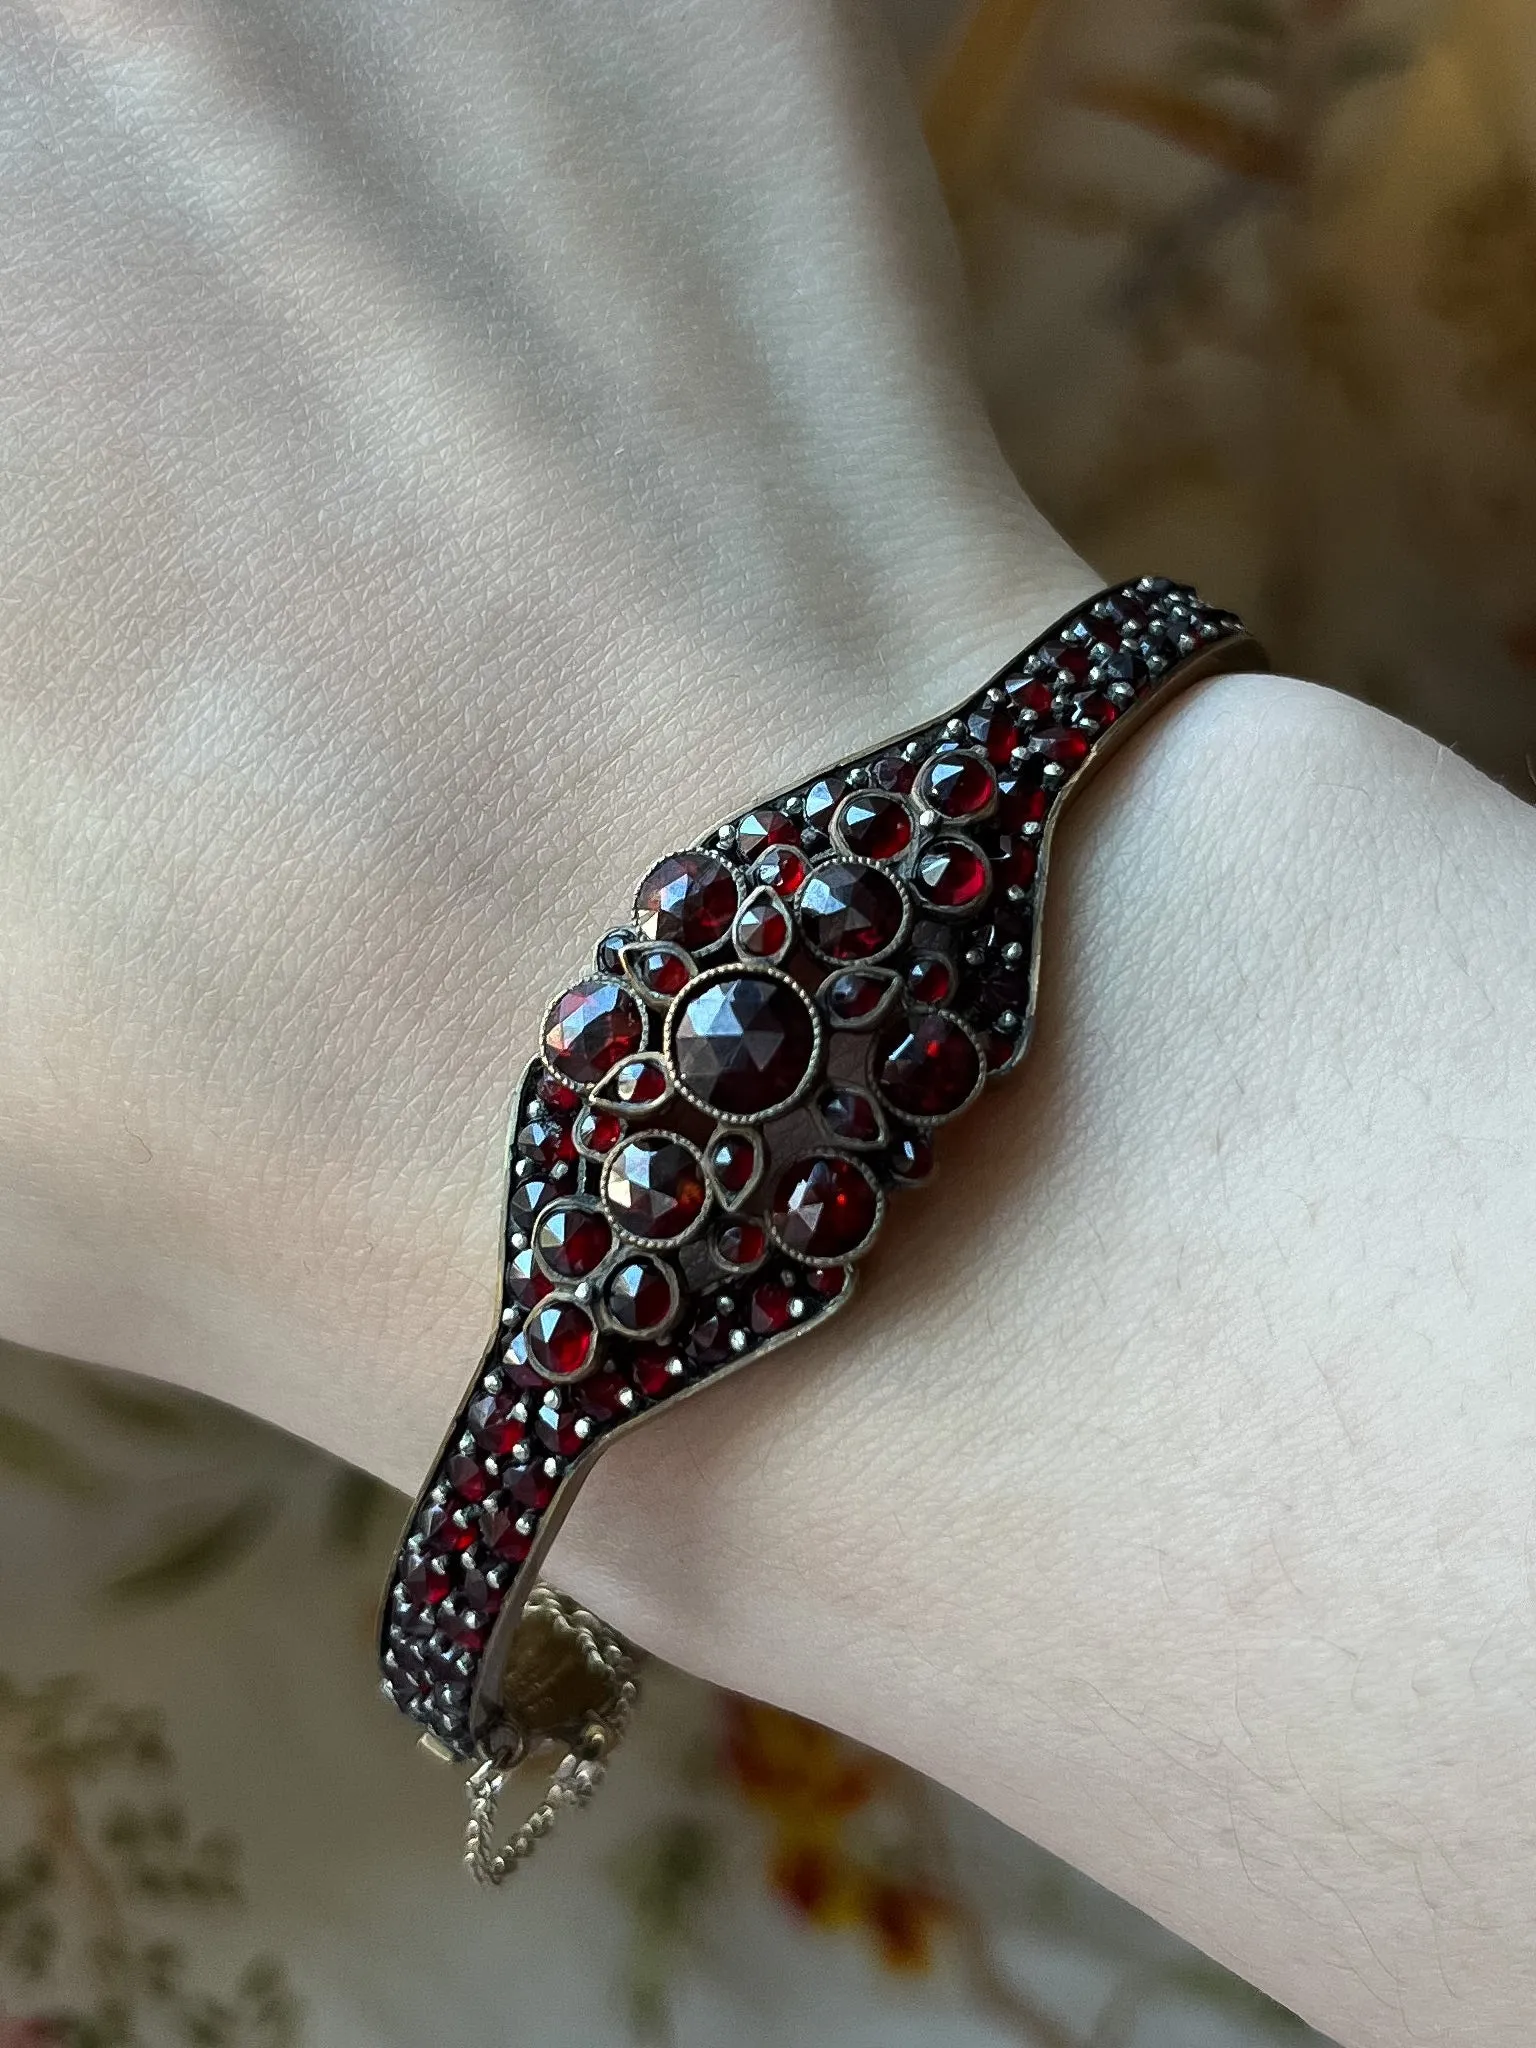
[381,579,1247,1756]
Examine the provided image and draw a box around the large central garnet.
[669,971,818,1118]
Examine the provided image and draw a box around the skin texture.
[0,3,1534,2042]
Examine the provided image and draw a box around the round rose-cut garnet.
[1030,726,1091,769]
[467,1390,526,1457]
[752,843,808,896]
[670,971,818,1118]
[525,1300,597,1381]
[1006,672,1054,716]
[999,837,1038,891]
[510,1456,560,1513]
[534,1395,592,1458]
[686,1311,737,1369]
[749,1281,795,1337]
[769,1155,880,1260]
[444,1441,493,1507]
[604,1132,708,1242]
[1074,692,1119,729]
[542,977,645,1087]
[914,840,990,912]
[631,1346,685,1399]
[875,1008,982,1121]
[504,1245,552,1314]
[573,1105,624,1157]
[801,777,846,834]
[479,1501,534,1566]
[439,1606,487,1653]
[798,861,906,962]
[906,956,954,1005]
[919,751,995,820]
[635,851,739,950]
[734,808,799,862]
[507,1173,553,1237]
[868,754,915,794]
[500,1328,544,1389]
[733,892,791,960]
[445,1442,494,1504]
[399,1550,451,1606]
[997,768,1048,832]
[534,1202,612,1281]
[516,1115,574,1169]
[804,1263,849,1300]
[833,791,913,861]
[538,1072,582,1115]
[458,1557,505,1617]
[418,1497,476,1554]
[966,706,1020,765]
[604,1256,675,1334]
[595,928,636,977]
[578,1370,632,1424]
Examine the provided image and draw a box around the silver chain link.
[463,1601,640,1885]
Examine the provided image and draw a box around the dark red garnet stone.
[671,972,818,1118]
[605,1133,708,1242]
[874,1008,981,1121]
[635,851,739,950]
[543,977,645,1087]
[770,1155,879,1260]
[797,861,905,962]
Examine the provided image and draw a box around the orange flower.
[721,1698,876,1823]
[722,1697,953,1977]
[859,1876,950,1973]
[767,1835,863,1930]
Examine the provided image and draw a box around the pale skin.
[1,1,1533,2040]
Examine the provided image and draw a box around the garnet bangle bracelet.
[378,579,1265,1883]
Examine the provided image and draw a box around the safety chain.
[463,1601,640,1885]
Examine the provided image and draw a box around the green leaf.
[71,1368,200,1438]
[0,1409,104,1499]
[100,1497,273,1606]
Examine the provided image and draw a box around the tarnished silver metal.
[462,1586,640,1884]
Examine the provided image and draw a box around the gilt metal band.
[379,580,1264,1851]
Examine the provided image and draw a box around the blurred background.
[2,2,1531,2043]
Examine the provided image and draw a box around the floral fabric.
[0,1344,1327,2046]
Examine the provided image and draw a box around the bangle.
[378,579,1265,1884]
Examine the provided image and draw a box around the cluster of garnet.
[381,579,1244,1754]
